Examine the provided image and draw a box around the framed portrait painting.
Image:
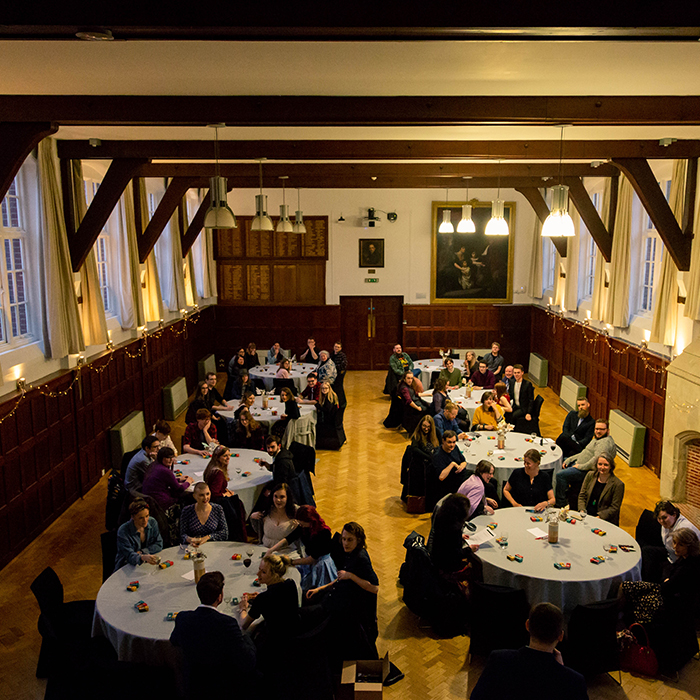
[359,238,384,268]
[431,200,515,303]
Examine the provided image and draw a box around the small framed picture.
[359,238,384,268]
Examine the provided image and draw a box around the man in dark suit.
[501,364,515,397]
[508,364,535,431]
[556,397,596,459]
[261,435,297,485]
[470,603,588,700]
[170,571,256,699]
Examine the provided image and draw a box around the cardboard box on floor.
[339,653,390,700]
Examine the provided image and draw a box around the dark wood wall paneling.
[213,306,341,368]
[403,304,532,368]
[0,306,216,571]
[530,306,667,475]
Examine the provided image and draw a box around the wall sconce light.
[16,377,26,393]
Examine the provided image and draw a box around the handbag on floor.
[618,623,658,677]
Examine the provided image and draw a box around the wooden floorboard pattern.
[1,371,698,699]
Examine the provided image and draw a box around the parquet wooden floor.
[1,371,698,700]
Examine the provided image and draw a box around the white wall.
[226,187,537,305]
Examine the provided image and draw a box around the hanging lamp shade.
[276,204,294,232]
[204,176,237,229]
[293,188,306,233]
[485,199,509,236]
[438,209,454,233]
[541,185,575,237]
[251,194,274,231]
[456,204,476,233]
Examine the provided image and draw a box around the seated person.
[244,342,260,369]
[234,390,257,420]
[439,358,462,389]
[398,370,429,417]
[317,350,337,385]
[430,494,482,591]
[507,364,535,428]
[114,498,163,570]
[203,446,235,499]
[330,341,348,377]
[434,401,468,440]
[297,372,320,404]
[124,435,160,494]
[577,453,624,525]
[555,397,595,459]
[230,368,257,401]
[641,501,700,583]
[205,371,230,410]
[250,482,298,551]
[228,348,246,378]
[239,553,301,673]
[231,409,265,451]
[183,408,219,457]
[299,337,320,364]
[267,342,286,365]
[171,572,256,699]
[471,603,588,700]
[260,435,297,486]
[554,419,616,507]
[494,381,512,415]
[266,505,337,591]
[470,361,496,389]
[271,386,300,439]
[458,460,498,518]
[316,381,342,448]
[185,380,211,425]
[141,447,193,510]
[411,415,440,460]
[503,449,554,512]
[464,350,478,378]
[429,430,469,509]
[482,342,505,380]
[152,419,177,455]
[501,364,515,396]
[472,392,505,431]
[390,343,415,385]
[275,357,293,378]
[430,377,449,416]
[180,482,228,545]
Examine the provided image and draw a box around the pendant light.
[276,176,294,233]
[457,176,476,233]
[203,124,237,229]
[485,161,509,236]
[542,126,575,238]
[293,188,306,234]
[438,188,454,233]
[251,159,274,232]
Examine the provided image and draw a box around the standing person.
[554,420,616,507]
[114,498,163,570]
[124,435,160,494]
[556,397,596,459]
[316,381,342,449]
[577,454,625,525]
[503,449,554,512]
[317,350,337,386]
[185,380,212,424]
[330,341,348,406]
[483,342,505,379]
[244,342,260,369]
[508,364,535,428]
[267,342,286,365]
[171,572,256,700]
[299,337,320,364]
[470,603,588,700]
[470,361,496,390]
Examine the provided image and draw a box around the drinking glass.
[243,558,252,568]
[579,509,587,525]
[246,547,254,559]
[499,531,509,548]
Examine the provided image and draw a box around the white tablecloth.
[249,362,319,392]
[470,508,641,615]
[413,358,465,389]
[457,431,563,493]
[93,542,301,666]
[174,450,271,514]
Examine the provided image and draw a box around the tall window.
[639,180,669,314]
[542,237,556,292]
[580,191,600,300]
[0,177,31,343]
[86,181,113,314]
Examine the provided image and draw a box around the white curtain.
[650,160,686,344]
[136,180,164,323]
[156,207,188,312]
[684,165,700,320]
[562,204,580,312]
[590,179,611,320]
[37,138,85,358]
[527,215,543,299]
[193,227,217,300]
[603,176,634,327]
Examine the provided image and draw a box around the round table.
[469,508,641,615]
[248,362,318,392]
[174,450,271,515]
[93,542,301,667]
[457,431,562,494]
[413,358,465,389]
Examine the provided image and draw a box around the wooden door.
[340,296,403,370]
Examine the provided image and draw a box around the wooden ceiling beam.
[0,122,57,202]
[58,138,700,161]
[70,158,148,271]
[612,158,691,270]
[6,95,700,126]
[564,176,613,261]
[181,192,211,257]
[682,157,698,239]
[514,186,567,258]
[138,177,196,262]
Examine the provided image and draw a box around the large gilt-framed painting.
[431,200,515,303]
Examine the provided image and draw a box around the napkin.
[527,527,547,538]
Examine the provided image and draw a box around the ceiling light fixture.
[75,28,114,41]
[251,159,273,232]
[485,161,509,236]
[276,176,294,233]
[293,188,306,234]
[542,126,575,238]
[457,176,476,233]
[438,188,454,233]
[203,124,236,230]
